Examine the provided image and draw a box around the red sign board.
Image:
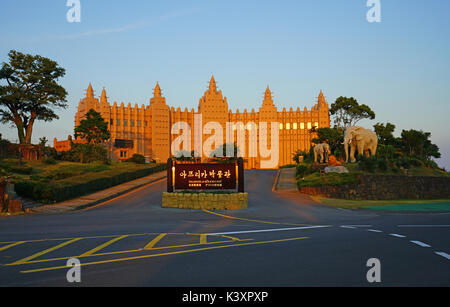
[174,163,237,190]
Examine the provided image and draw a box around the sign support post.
[167,158,174,193]
[238,157,244,193]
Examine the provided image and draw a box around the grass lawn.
[1,159,158,180]
[1,159,166,203]
[408,166,450,177]
[312,196,450,211]
[297,172,359,189]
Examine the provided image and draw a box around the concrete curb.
[272,170,281,192]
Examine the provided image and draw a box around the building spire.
[318,89,326,105]
[265,86,272,100]
[100,87,107,104]
[262,85,274,107]
[86,83,94,98]
[209,75,217,93]
[154,81,162,98]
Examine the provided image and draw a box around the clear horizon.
[1,0,449,169]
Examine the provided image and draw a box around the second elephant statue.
[314,143,331,163]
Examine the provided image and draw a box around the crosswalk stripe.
[21,236,309,274]
[410,240,431,248]
[144,233,167,250]
[8,238,82,265]
[435,252,450,260]
[80,235,129,257]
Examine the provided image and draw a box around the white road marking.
[398,225,450,228]
[390,234,406,238]
[207,225,330,236]
[410,240,431,248]
[341,225,372,228]
[368,229,383,233]
[435,252,450,260]
[340,226,356,229]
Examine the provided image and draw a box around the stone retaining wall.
[162,192,248,210]
[299,174,450,200]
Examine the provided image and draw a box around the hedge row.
[15,163,166,203]
[0,162,34,175]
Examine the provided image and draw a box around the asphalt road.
[0,170,449,287]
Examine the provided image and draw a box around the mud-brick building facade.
[55,76,330,168]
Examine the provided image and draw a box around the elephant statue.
[314,143,331,163]
[343,126,378,163]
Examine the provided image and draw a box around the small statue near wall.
[314,143,331,164]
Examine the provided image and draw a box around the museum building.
[54,76,330,169]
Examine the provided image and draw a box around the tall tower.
[150,82,170,162]
[259,86,279,168]
[198,76,229,157]
[75,83,100,128]
[317,90,330,129]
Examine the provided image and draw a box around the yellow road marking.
[144,239,252,252]
[200,234,207,244]
[144,233,167,250]
[6,239,254,266]
[8,238,82,265]
[0,241,26,252]
[0,232,229,246]
[80,235,128,257]
[21,236,309,274]
[221,235,241,241]
[202,209,312,227]
[0,233,151,245]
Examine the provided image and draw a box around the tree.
[74,109,111,145]
[400,129,440,160]
[39,136,48,147]
[173,150,199,161]
[125,154,146,164]
[373,122,396,146]
[209,143,240,159]
[329,96,375,128]
[70,143,108,164]
[0,50,67,144]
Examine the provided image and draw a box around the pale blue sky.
[1,0,449,168]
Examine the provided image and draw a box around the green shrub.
[358,156,378,173]
[0,162,34,175]
[44,157,57,165]
[296,165,308,177]
[297,172,359,189]
[424,159,439,169]
[69,144,109,164]
[376,144,398,160]
[296,164,319,178]
[292,150,307,164]
[125,154,146,164]
[333,146,346,161]
[52,171,75,180]
[395,157,411,169]
[377,159,388,172]
[409,157,425,167]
